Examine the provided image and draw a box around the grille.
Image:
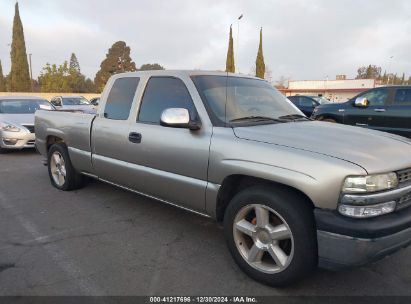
[397,168,411,184]
[23,125,35,133]
[397,192,411,210]
[27,140,35,145]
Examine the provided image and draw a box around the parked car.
[50,96,97,113]
[288,95,330,116]
[89,97,100,106]
[311,86,411,138]
[35,71,411,286]
[0,96,53,153]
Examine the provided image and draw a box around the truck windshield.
[0,99,53,114]
[191,76,303,126]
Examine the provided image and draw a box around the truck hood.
[0,113,35,125]
[233,121,411,173]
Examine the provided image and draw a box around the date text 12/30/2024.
[149,297,258,303]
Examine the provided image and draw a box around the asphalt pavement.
[1,150,411,296]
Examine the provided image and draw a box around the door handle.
[128,132,142,144]
[374,108,386,112]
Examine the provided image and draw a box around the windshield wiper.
[278,114,311,121]
[229,116,284,123]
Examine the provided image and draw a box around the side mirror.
[354,97,369,108]
[160,108,201,130]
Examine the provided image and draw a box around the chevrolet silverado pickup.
[35,71,411,286]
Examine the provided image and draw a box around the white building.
[281,76,379,103]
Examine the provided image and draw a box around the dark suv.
[311,86,411,138]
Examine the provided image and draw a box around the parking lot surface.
[1,150,411,296]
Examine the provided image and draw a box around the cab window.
[394,89,411,105]
[357,88,388,106]
[138,77,196,125]
[104,77,140,120]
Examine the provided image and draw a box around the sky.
[0,0,410,83]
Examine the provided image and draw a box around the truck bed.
[35,110,95,172]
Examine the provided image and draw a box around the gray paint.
[35,70,411,216]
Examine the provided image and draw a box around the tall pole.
[236,14,243,74]
[28,53,33,92]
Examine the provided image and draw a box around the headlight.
[0,121,21,132]
[342,173,398,193]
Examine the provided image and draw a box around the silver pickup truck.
[35,71,411,286]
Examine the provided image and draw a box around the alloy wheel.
[50,151,66,186]
[233,204,294,274]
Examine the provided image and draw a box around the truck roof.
[113,70,262,80]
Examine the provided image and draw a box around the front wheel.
[224,186,317,286]
[47,143,85,191]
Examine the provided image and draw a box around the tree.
[0,60,6,91]
[275,75,289,89]
[84,78,96,93]
[401,73,405,85]
[255,28,266,79]
[38,61,92,93]
[68,55,84,92]
[94,41,137,92]
[69,53,81,73]
[9,2,31,92]
[38,62,71,93]
[393,73,398,85]
[382,70,388,84]
[139,63,165,71]
[225,25,235,73]
[356,65,381,79]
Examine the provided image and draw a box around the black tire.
[47,143,85,191]
[223,185,317,286]
[0,147,9,154]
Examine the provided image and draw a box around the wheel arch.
[215,174,315,222]
[46,135,65,151]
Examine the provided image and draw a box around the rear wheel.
[224,186,317,286]
[47,143,85,191]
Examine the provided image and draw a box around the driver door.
[343,88,389,131]
[121,76,212,212]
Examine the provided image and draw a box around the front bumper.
[0,130,35,150]
[315,205,411,270]
[317,228,411,270]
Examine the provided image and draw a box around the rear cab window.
[104,77,140,120]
